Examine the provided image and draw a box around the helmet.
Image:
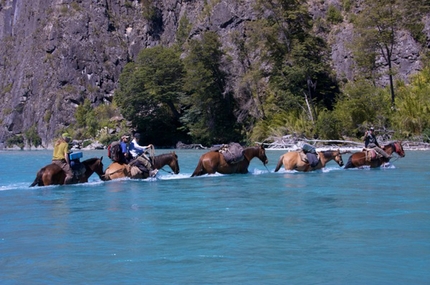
[134,133,141,139]
[62,133,71,139]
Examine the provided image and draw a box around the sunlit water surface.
[0,149,429,284]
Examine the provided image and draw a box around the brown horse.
[30,157,105,187]
[344,141,405,169]
[274,149,344,172]
[104,152,180,180]
[191,144,268,177]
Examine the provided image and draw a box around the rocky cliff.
[0,0,428,147]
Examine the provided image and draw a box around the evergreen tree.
[181,31,241,145]
[114,46,187,145]
[351,0,430,106]
[248,0,338,140]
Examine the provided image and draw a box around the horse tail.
[274,155,284,172]
[344,155,354,169]
[29,169,43,187]
[191,159,204,177]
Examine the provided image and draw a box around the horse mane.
[383,142,396,149]
[321,150,336,158]
[155,153,177,159]
[83,157,100,164]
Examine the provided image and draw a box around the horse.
[344,141,405,169]
[191,144,268,177]
[274,149,344,172]
[30,157,105,187]
[104,152,180,180]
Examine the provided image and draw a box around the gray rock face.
[0,0,428,146]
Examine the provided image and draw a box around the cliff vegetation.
[0,0,429,148]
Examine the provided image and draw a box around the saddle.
[298,144,319,168]
[218,143,244,164]
[363,148,379,162]
[129,158,149,173]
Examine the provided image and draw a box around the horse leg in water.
[344,153,366,169]
[191,159,207,177]
[344,156,355,169]
[30,169,44,187]
[30,166,62,186]
[44,169,65,185]
[274,155,285,172]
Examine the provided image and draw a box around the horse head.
[96,157,105,178]
[169,152,180,174]
[86,157,105,180]
[383,141,405,158]
[393,141,405,157]
[257,144,268,165]
[153,152,180,174]
[333,149,344,167]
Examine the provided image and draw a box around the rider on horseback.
[363,127,391,159]
[129,133,158,177]
[52,133,74,184]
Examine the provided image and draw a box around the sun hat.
[369,127,374,131]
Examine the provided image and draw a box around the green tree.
[75,99,99,138]
[332,80,391,137]
[114,46,187,145]
[24,125,42,148]
[351,0,430,106]
[391,64,430,137]
[176,14,192,47]
[248,0,338,139]
[181,31,242,145]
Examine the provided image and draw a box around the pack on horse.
[30,157,105,187]
[274,149,344,172]
[104,152,180,180]
[344,141,405,169]
[191,144,268,177]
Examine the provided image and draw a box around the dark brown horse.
[191,144,268,177]
[344,141,405,169]
[104,152,180,180]
[274,149,344,172]
[30,157,105,187]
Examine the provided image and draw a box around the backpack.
[219,142,244,164]
[107,141,124,162]
[302,143,317,155]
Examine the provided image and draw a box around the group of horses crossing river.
[29,141,406,187]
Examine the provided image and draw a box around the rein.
[159,167,174,174]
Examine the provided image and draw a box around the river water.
[0,149,429,284]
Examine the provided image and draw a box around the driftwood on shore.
[176,141,207,149]
[259,135,430,151]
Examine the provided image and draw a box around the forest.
[51,0,430,147]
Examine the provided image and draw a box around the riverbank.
[1,139,429,151]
